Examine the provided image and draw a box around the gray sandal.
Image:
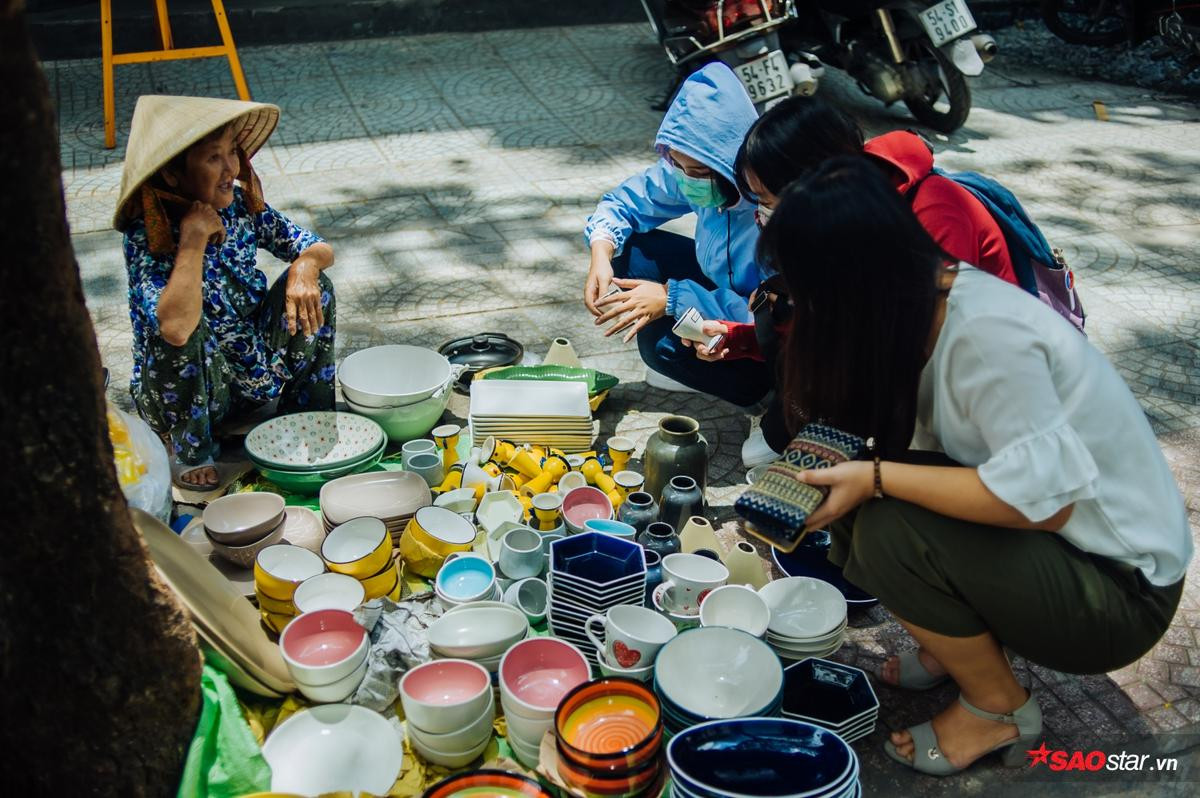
[878,650,950,691]
[884,692,1042,776]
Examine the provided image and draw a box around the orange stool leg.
[154,0,175,50]
[101,0,116,149]
[211,0,251,100]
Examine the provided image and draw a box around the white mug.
[661,553,728,615]
[405,451,444,487]
[499,526,543,580]
[585,604,677,669]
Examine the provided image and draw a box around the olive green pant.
[828,498,1183,675]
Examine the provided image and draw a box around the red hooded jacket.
[718,131,1017,360]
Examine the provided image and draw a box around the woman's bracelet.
[873,456,884,499]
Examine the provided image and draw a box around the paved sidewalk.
[47,22,1200,795]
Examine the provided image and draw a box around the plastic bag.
[108,404,172,522]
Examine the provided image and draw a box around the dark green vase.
[643,415,707,501]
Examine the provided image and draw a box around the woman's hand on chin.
[285,261,324,336]
[179,201,225,248]
[800,460,875,531]
[594,278,668,344]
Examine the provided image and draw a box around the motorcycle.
[641,1,996,133]
[1041,1,1200,52]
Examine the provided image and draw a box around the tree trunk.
[0,3,202,794]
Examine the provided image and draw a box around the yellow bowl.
[261,610,295,635]
[360,555,401,600]
[406,506,476,559]
[254,588,297,616]
[398,527,446,579]
[254,544,325,601]
[321,516,391,578]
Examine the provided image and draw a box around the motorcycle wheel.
[1040,0,1129,46]
[902,42,971,134]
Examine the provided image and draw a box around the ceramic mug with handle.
[660,553,728,615]
[585,604,678,670]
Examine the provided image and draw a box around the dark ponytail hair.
[758,156,946,456]
[735,95,864,200]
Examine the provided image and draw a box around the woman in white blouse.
[759,157,1190,776]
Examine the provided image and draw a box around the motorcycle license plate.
[734,51,794,104]
[920,0,977,47]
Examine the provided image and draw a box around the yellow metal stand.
[101,0,252,149]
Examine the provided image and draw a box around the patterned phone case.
[735,423,866,552]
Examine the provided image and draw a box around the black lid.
[438,332,524,391]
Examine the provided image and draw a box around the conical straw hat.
[113,95,280,231]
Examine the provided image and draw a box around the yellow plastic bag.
[108,403,172,521]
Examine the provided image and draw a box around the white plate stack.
[759,577,848,660]
[319,471,432,546]
[468,380,594,452]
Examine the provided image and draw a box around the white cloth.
[914,266,1191,586]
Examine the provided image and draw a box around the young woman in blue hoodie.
[582,63,769,407]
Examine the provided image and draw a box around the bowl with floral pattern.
[247,412,385,472]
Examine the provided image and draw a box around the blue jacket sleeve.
[583,160,693,256]
[666,279,754,324]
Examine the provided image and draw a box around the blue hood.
[654,62,758,185]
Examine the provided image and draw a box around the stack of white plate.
[758,577,848,660]
[468,380,593,452]
[319,470,432,545]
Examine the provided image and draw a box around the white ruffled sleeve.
[948,314,1100,523]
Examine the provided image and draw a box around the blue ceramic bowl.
[550,533,646,587]
[667,718,856,798]
[783,658,879,727]
[435,554,496,601]
[772,531,876,606]
[584,518,638,541]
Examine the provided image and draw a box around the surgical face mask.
[673,167,725,208]
[755,204,774,228]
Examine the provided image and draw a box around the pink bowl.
[400,659,493,734]
[561,487,614,533]
[500,638,591,715]
[278,609,368,685]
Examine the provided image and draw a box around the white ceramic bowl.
[339,345,452,407]
[262,705,404,796]
[293,572,366,615]
[498,637,590,717]
[596,646,655,682]
[655,627,783,720]
[203,492,285,545]
[700,585,771,638]
[408,727,491,769]
[476,491,525,537]
[407,691,495,751]
[505,726,544,769]
[399,659,493,735]
[206,517,286,568]
[427,604,529,659]
[758,577,848,639]
[278,609,370,686]
[320,470,431,527]
[501,693,555,745]
[294,652,368,704]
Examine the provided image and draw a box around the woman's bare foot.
[880,648,947,686]
[890,692,1024,769]
[179,464,220,489]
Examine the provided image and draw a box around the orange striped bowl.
[554,677,662,773]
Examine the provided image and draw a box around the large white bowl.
[339,345,453,408]
[293,572,366,615]
[427,605,529,659]
[758,577,847,639]
[407,691,495,752]
[400,659,493,734]
[262,704,404,795]
[246,412,385,471]
[655,627,783,720]
[344,392,449,444]
[320,470,431,526]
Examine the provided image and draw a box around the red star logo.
[1026,742,1052,768]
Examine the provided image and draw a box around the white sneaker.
[741,424,782,469]
[645,368,698,393]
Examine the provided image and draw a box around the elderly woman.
[114,96,335,490]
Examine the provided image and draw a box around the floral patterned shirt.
[123,187,324,397]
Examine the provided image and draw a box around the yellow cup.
[607,488,625,511]
[520,471,555,497]
[493,439,517,464]
[482,461,502,478]
[517,493,534,520]
[593,470,617,495]
[531,492,562,531]
[508,449,544,479]
[579,457,605,485]
[527,445,547,460]
[398,527,446,579]
[540,454,570,484]
[432,423,462,470]
[435,464,465,493]
[607,436,635,473]
[359,556,400,600]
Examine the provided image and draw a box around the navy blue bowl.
[667,718,855,798]
[783,658,878,727]
[772,532,876,606]
[551,532,646,587]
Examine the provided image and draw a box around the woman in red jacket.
[695,95,1018,467]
